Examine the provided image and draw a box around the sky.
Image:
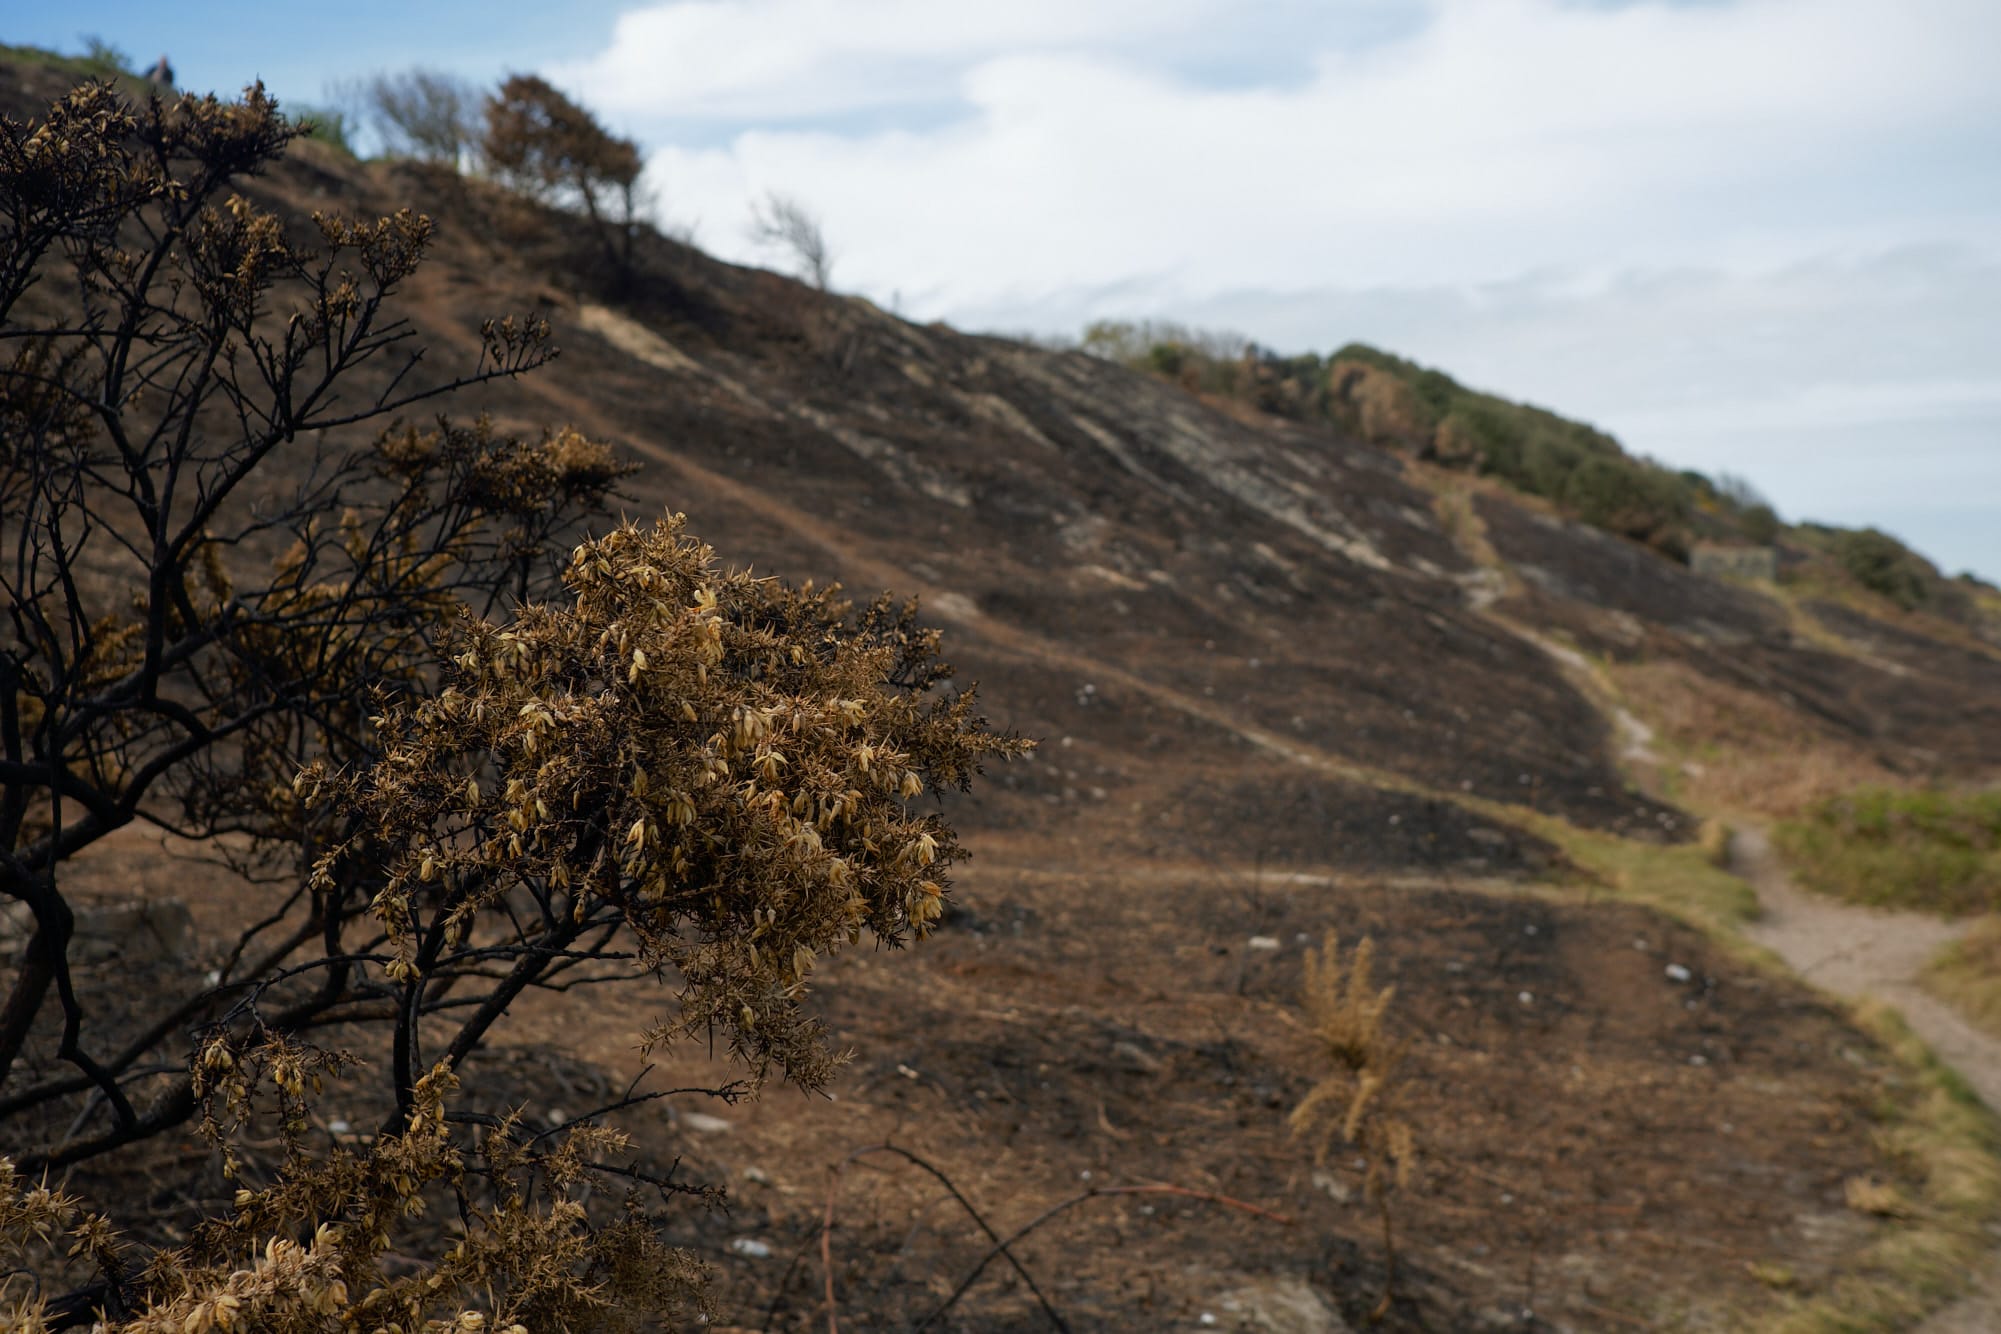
[18,1,2000,579]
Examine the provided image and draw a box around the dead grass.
[1289,933,1413,1181]
[1609,658,1899,820]
[1923,916,2001,1039]
[1781,562,2001,664]
[1758,1000,2001,1332]
[1698,817,1734,868]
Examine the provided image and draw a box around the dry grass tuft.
[1289,933,1415,1317]
[1922,915,2001,1038]
[1698,817,1735,869]
[1843,1175,1915,1219]
[1290,934,1407,1171]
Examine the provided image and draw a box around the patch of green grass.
[1516,811,1761,931]
[290,103,359,157]
[1923,916,2001,1038]
[1776,787,2001,916]
[0,42,151,95]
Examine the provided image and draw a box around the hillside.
[9,62,2001,1331]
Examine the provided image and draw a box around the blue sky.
[18,1,2000,580]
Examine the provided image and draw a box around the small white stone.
[678,1111,734,1135]
[729,1238,772,1259]
[1665,963,1693,983]
[1247,935,1281,951]
[1518,991,1533,1005]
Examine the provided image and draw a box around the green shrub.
[293,103,359,155]
[1740,504,1781,545]
[1522,434,1586,498]
[1145,340,1185,378]
[1411,367,1459,415]
[1455,401,1526,482]
[77,35,133,79]
[0,41,142,88]
[1836,528,1935,609]
[1562,456,1690,547]
[1776,788,2001,914]
[1088,329,1710,555]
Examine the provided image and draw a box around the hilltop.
[7,59,2001,1331]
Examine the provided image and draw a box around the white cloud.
[562,0,1221,121]
[556,0,2001,576]
[585,0,2000,296]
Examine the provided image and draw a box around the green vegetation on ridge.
[1081,320,1757,560]
[1079,319,2001,643]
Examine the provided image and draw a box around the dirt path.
[1733,827,1998,1107]
[1732,826,2001,1330]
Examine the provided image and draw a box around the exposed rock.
[1216,1276,1353,1333]
[676,1111,734,1135]
[1110,1039,1163,1075]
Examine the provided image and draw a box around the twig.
[915,1182,1292,1330]
[821,1166,840,1334]
[760,1232,819,1334]
[1370,1193,1397,1323]
[853,1144,1069,1332]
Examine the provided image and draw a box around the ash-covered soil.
[492,854,1920,1332]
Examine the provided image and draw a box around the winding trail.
[1733,828,1999,1108]
[1732,827,2001,1330]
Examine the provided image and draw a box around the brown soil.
[23,824,1946,1330]
[478,846,1924,1331]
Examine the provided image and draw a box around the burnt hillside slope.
[9,58,1995,871]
